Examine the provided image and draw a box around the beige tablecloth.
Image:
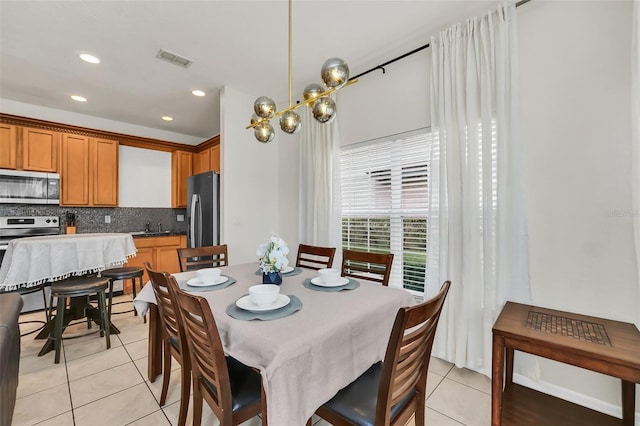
[134,263,415,426]
[0,233,137,291]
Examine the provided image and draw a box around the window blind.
[341,129,431,295]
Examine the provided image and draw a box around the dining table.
[0,233,137,354]
[134,262,415,426]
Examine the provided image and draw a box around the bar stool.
[100,267,145,322]
[49,277,111,364]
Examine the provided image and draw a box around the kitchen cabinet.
[60,134,118,206]
[192,144,220,175]
[126,235,187,291]
[0,123,17,169]
[171,150,192,208]
[21,127,59,172]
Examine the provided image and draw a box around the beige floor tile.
[19,334,51,358]
[73,383,159,426]
[128,409,172,425]
[446,367,491,394]
[426,378,490,426]
[425,408,466,425]
[427,371,445,397]
[69,362,144,407]
[125,338,151,360]
[111,311,147,331]
[35,410,75,426]
[19,348,60,375]
[117,321,149,345]
[146,365,188,406]
[16,361,67,399]
[429,356,454,376]
[66,345,131,381]
[62,330,121,361]
[12,383,71,426]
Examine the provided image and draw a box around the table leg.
[147,304,163,382]
[505,347,514,386]
[621,380,635,425]
[492,333,505,426]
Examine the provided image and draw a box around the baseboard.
[513,373,640,423]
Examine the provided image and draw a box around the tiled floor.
[13,295,491,426]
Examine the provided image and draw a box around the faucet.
[158,223,162,233]
[145,222,150,233]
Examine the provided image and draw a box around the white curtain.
[426,3,530,375]
[299,98,342,250]
[632,0,640,329]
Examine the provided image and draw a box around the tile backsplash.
[0,205,187,234]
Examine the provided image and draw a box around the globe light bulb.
[254,121,275,143]
[279,110,301,134]
[312,97,336,123]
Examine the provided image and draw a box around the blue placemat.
[179,275,237,292]
[254,267,304,277]
[302,278,360,292]
[226,295,302,321]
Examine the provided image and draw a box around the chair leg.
[53,296,66,364]
[177,361,190,426]
[107,279,114,324]
[159,342,172,405]
[192,386,203,426]
[97,290,111,349]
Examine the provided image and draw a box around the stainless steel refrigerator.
[187,171,220,248]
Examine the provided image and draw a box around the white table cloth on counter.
[0,233,136,290]
[134,262,415,426]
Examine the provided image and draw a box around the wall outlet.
[177,214,185,222]
[105,215,111,224]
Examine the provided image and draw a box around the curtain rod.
[349,0,532,81]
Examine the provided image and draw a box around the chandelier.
[247,0,357,143]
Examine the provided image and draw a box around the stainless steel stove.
[0,216,62,312]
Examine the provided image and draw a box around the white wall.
[0,98,203,145]
[118,146,171,207]
[220,86,282,264]
[518,0,638,416]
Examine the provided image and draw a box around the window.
[341,129,432,296]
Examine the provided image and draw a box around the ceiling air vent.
[156,49,192,68]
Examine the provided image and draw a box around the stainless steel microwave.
[0,169,60,204]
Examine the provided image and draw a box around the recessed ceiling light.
[79,53,100,64]
[162,116,174,121]
[192,90,206,97]
[70,95,87,102]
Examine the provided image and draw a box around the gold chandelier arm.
[245,78,358,130]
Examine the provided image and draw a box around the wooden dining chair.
[295,243,337,270]
[314,281,451,426]
[177,244,229,272]
[144,262,190,426]
[341,249,395,286]
[171,284,266,426]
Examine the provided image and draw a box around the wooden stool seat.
[101,266,145,321]
[49,277,111,364]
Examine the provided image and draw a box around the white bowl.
[249,284,280,306]
[196,267,221,283]
[318,268,340,284]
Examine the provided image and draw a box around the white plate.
[236,294,291,312]
[280,266,294,274]
[187,276,229,287]
[310,277,350,288]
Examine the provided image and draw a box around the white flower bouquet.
[256,233,290,273]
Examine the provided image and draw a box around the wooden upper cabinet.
[192,149,210,175]
[91,138,118,206]
[21,127,59,172]
[60,134,118,206]
[61,134,90,205]
[210,144,220,173]
[172,150,192,208]
[0,124,18,169]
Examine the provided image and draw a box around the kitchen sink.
[130,230,172,236]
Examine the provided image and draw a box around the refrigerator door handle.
[196,195,203,247]
[190,194,200,248]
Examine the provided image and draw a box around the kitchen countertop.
[129,231,186,238]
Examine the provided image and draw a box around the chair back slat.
[178,245,229,272]
[376,281,451,424]
[341,249,394,286]
[295,244,336,270]
[172,285,234,420]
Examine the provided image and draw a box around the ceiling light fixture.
[247,0,356,143]
[162,116,174,121]
[70,95,87,102]
[192,90,206,97]
[79,53,100,64]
